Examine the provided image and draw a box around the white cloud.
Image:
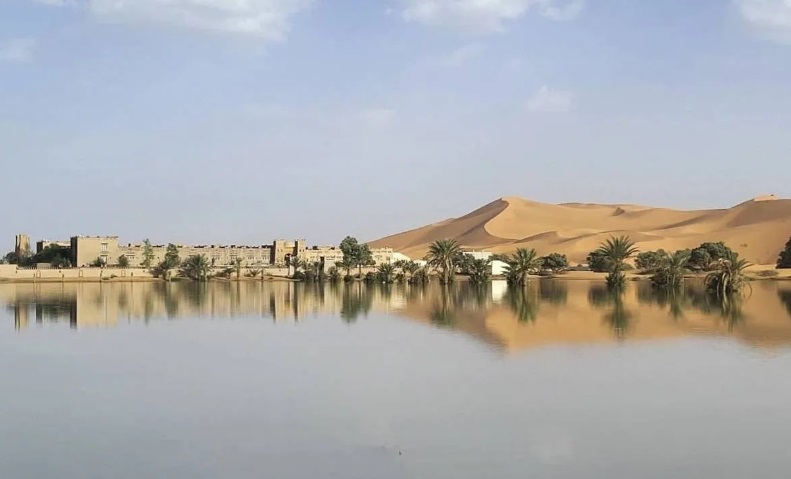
[526,86,575,113]
[35,0,314,40]
[736,0,791,43]
[439,43,483,67]
[0,38,37,63]
[400,0,585,33]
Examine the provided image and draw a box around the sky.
[1,0,790,248]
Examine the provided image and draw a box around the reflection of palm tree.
[686,284,746,331]
[605,293,633,340]
[340,283,373,323]
[505,285,539,323]
[587,284,632,339]
[538,279,567,305]
[636,282,686,320]
[430,286,457,328]
[779,290,791,318]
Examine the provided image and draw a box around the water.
[2,279,791,478]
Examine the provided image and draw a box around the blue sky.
[1,0,790,247]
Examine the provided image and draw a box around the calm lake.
[2,279,791,478]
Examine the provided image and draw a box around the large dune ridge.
[369,195,791,265]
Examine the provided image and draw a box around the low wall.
[0,265,292,282]
[0,266,156,282]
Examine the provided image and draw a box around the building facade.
[16,234,410,270]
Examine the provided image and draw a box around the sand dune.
[369,195,791,265]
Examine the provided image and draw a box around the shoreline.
[2,271,789,285]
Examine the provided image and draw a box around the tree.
[336,258,355,280]
[504,248,543,286]
[179,254,211,281]
[164,244,180,268]
[51,255,71,269]
[395,260,421,284]
[586,250,613,273]
[777,237,791,269]
[141,239,156,269]
[635,250,668,273]
[651,250,690,289]
[595,235,639,288]
[425,239,461,285]
[90,257,105,268]
[232,257,244,280]
[689,242,734,271]
[117,254,130,268]
[289,256,304,279]
[542,253,569,274]
[455,253,475,275]
[155,243,181,281]
[340,236,374,277]
[705,251,751,297]
[327,266,341,282]
[468,258,492,285]
[377,263,396,284]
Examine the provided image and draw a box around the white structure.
[461,250,493,261]
[491,260,509,276]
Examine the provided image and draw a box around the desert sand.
[369,195,791,266]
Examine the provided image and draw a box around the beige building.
[118,243,274,268]
[23,233,410,270]
[272,239,306,267]
[71,236,120,267]
[36,239,71,253]
[68,236,310,268]
[301,246,345,269]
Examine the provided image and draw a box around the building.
[301,246,345,269]
[70,236,120,267]
[272,239,307,267]
[15,234,30,258]
[36,240,71,254]
[23,233,411,270]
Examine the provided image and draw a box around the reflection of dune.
[369,195,791,265]
[2,281,791,353]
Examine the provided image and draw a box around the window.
[100,243,109,252]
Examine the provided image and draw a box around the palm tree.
[232,257,244,280]
[651,250,690,289]
[377,263,396,284]
[705,251,751,297]
[468,258,492,285]
[504,248,543,286]
[179,254,211,282]
[595,235,639,288]
[401,261,421,284]
[289,257,304,278]
[327,266,341,283]
[425,239,461,285]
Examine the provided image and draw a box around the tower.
[15,234,30,259]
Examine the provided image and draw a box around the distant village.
[6,234,412,269]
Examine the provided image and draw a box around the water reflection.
[3,280,791,351]
[588,285,632,339]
